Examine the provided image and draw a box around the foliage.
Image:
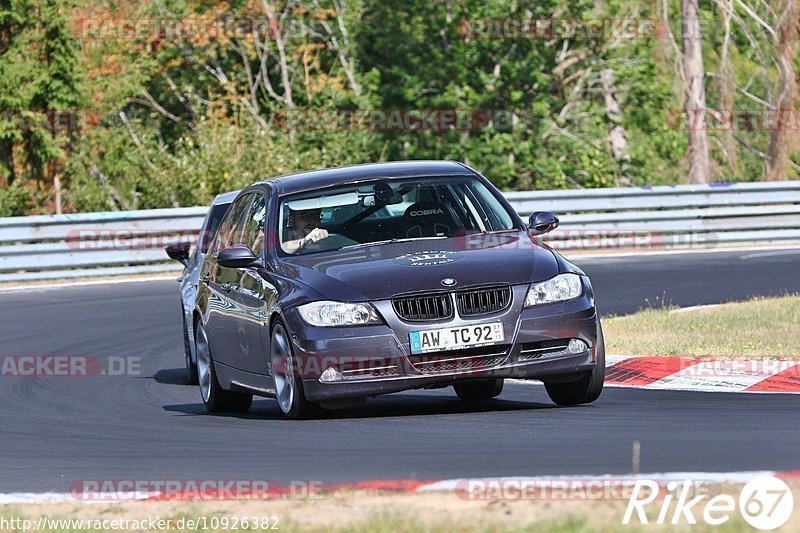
[0,0,798,214]
[0,0,85,212]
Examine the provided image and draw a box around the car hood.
[275,232,559,301]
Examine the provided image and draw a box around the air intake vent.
[456,286,512,316]
[392,293,453,321]
[408,345,510,374]
[518,340,571,361]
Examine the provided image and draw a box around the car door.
[231,191,278,374]
[184,199,233,368]
[204,193,253,367]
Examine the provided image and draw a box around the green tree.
[0,0,85,214]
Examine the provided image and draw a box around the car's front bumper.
[283,283,599,402]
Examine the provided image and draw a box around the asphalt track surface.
[1,248,799,493]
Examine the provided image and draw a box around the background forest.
[0,0,798,215]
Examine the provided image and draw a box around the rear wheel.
[194,320,252,413]
[544,321,605,406]
[271,321,320,420]
[454,379,504,401]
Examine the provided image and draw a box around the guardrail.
[0,207,207,283]
[1,181,799,283]
[509,181,800,251]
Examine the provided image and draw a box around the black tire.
[270,321,321,420]
[194,321,252,413]
[182,313,198,385]
[544,321,605,406]
[454,379,504,401]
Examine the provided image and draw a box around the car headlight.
[297,301,381,327]
[524,273,583,307]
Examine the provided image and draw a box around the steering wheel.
[301,232,358,252]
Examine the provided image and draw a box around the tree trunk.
[715,0,739,177]
[682,0,710,184]
[54,169,62,214]
[600,69,631,186]
[764,0,799,181]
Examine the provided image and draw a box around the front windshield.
[278,176,518,255]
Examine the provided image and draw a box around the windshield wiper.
[340,236,447,250]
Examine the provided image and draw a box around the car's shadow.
[153,368,191,386]
[163,394,557,421]
[157,366,558,419]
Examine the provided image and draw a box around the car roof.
[212,189,241,205]
[253,161,476,196]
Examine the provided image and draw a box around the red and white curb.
[510,356,800,393]
[416,469,800,493]
[599,356,800,394]
[1,471,799,503]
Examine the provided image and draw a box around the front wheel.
[544,321,605,406]
[271,321,320,420]
[454,379,504,401]
[194,320,252,413]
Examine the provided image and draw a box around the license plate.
[409,322,504,354]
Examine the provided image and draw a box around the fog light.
[320,366,343,383]
[568,339,588,354]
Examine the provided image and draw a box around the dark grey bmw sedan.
[191,161,604,419]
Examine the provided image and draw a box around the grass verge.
[603,295,800,358]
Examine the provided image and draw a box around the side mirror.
[165,241,191,266]
[528,211,560,235]
[217,244,259,269]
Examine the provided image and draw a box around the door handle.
[222,282,233,291]
[200,275,210,285]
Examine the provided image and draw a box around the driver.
[282,207,328,253]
